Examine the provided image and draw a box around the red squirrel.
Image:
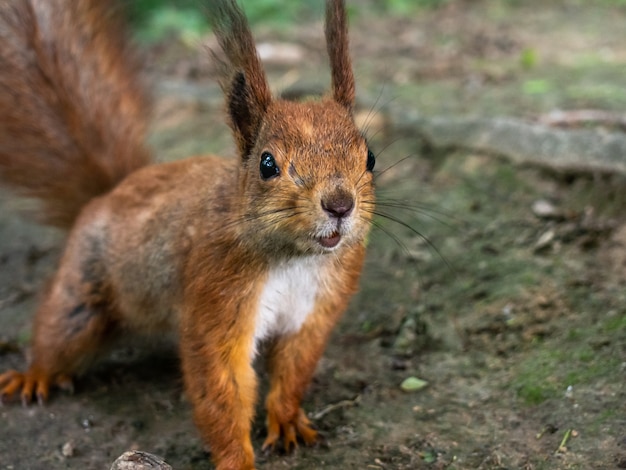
[0,0,375,468]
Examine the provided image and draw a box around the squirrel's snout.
[321,190,354,219]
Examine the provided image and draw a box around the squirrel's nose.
[321,190,354,219]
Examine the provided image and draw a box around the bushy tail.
[0,0,152,228]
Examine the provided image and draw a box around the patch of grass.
[566,328,583,341]
[566,83,626,107]
[134,7,210,45]
[128,0,461,44]
[517,381,558,405]
[585,0,626,5]
[522,79,552,96]
[603,313,626,332]
[596,408,617,424]
[574,348,594,363]
[128,0,320,44]
[384,0,452,15]
[513,317,623,406]
[239,0,320,25]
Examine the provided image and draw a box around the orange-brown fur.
[0,1,374,469]
[0,0,151,228]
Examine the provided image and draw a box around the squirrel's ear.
[225,70,269,158]
[325,0,355,111]
[209,0,272,157]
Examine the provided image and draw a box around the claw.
[36,392,46,407]
[294,408,319,446]
[0,368,64,405]
[283,423,297,453]
[262,408,321,454]
[262,411,281,453]
[0,370,26,403]
[21,374,36,405]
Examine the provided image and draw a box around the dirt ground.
[1,1,625,469]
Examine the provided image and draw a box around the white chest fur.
[253,256,326,355]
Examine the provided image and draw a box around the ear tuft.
[207,0,272,158]
[325,0,355,110]
[227,71,258,158]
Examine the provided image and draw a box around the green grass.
[128,0,455,43]
[133,7,210,44]
[513,319,623,405]
[128,0,320,43]
[603,313,626,332]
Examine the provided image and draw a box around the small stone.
[110,451,172,470]
[534,229,555,251]
[400,376,428,392]
[532,199,561,219]
[61,440,75,458]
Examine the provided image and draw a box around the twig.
[310,395,361,421]
[556,428,572,454]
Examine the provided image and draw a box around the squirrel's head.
[210,0,374,256]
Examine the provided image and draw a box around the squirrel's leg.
[0,236,115,405]
[262,246,365,453]
[180,300,258,470]
[262,293,352,453]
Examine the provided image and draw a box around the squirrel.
[0,0,375,469]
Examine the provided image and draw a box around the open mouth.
[317,231,341,249]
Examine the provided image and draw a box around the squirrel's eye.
[260,151,280,180]
[366,149,376,172]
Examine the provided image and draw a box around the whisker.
[368,217,410,255]
[373,134,410,159]
[374,154,414,180]
[370,200,462,229]
[355,165,372,187]
[370,209,456,275]
[196,203,311,240]
[359,84,394,138]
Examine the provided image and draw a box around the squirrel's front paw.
[0,368,73,406]
[262,408,321,454]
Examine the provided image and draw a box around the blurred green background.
[130,0,476,43]
[129,0,626,43]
